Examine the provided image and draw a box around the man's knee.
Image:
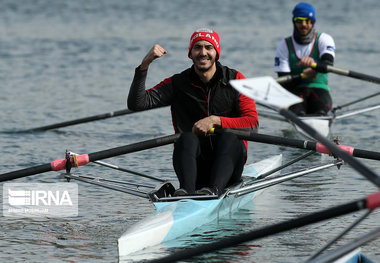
[175,132,200,152]
[217,132,239,146]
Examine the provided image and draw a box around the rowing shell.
[259,109,331,138]
[294,116,331,138]
[329,248,374,263]
[118,154,282,257]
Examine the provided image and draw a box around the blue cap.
[292,2,316,24]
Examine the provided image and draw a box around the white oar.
[230,76,380,187]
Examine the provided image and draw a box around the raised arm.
[127,44,173,111]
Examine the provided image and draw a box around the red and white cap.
[188,28,220,60]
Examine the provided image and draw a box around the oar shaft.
[218,129,380,162]
[280,109,380,187]
[88,134,180,162]
[32,109,135,131]
[312,63,380,84]
[0,163,53,182]
[0,134,180,182]
[334,93,380,110]
[220,129,314,149]
[351,148,380,160]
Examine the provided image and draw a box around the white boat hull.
[118,154,282,257]
[333,248,374,263]
[293,117,331,138]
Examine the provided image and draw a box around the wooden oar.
[230,76,380,187]
[0,133,180,182]
[148,192,380,263]
[311,62,380,85]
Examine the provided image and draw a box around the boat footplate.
[148,182,176,201]
[153,194,219,202]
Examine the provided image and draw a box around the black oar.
[26,75,299,132]
[213,129,380,162]
[30,108,135,131]
[0,133,180,182]
[280,109,380,186]
[311,62,380,85]
[28,108,160,131]
[333,92,380,112]
[148,192,380,263]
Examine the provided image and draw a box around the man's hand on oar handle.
[140,44,168,70]
[192,115,221,137]
[299,56,317,79]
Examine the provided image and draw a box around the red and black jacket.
[128,62,259,150]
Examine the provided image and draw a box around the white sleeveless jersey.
[274,32,336,73]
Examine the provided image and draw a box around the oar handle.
[311,62,380,85]
[275,73,308,84]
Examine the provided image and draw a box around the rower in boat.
[127,28,259,197]
[274,2,336,116]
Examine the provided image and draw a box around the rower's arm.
[277,53,334,89]
[321,53,334,66]
[127,67,173,111]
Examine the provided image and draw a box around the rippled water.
[1,0,380,262]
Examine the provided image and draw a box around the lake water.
[0,0,379,262]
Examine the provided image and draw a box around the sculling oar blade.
[230,76,303,110]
